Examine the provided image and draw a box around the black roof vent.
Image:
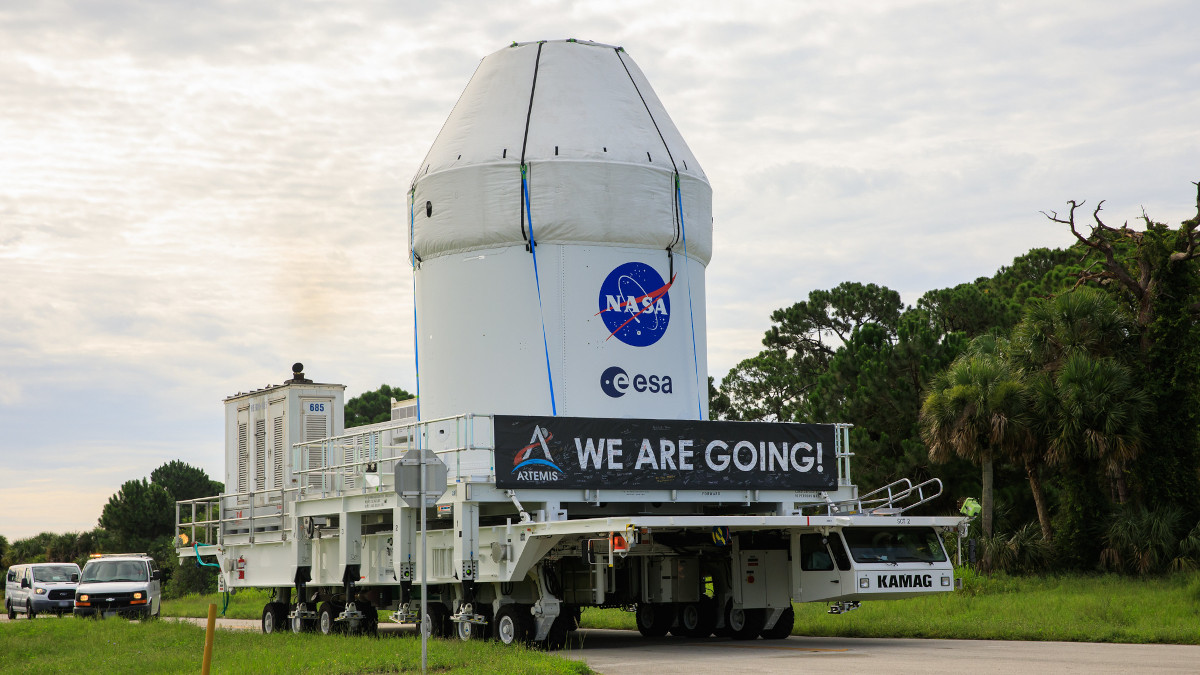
[286,363,313,384]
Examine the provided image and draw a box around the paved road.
[7,614,1199,673]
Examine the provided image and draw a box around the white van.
[73,554,162,619]
[5,563,82,618]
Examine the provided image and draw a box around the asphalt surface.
[5,613,1199,673]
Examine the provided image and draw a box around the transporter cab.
[176,367,966,646]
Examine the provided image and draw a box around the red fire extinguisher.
[236,555,246,580]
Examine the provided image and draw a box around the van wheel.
[6,601,14,620]
[26,601,36,620]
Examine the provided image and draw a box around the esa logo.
[596,262,672,347]
[600,366,674,398]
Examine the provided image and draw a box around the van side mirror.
[71,574,80,583]
[21,578,30,589]
[151,570,161,581]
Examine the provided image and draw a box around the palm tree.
[1013,288,1147,504]
[920,341,1033,538]
[1044,352,1149,503]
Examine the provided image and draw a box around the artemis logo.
[600,366,674,398]
[512,425,563,481]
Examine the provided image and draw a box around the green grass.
[157,570,1200,647]
[577,569,1200,644]
[0,617,592,675]
[161,588,275,621]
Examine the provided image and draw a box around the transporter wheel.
[760,606,795,640]
[261,602,288,634]
[635,603,673,638]
[424,603,452,638]
[677,597,717,638]
[493,604,533,646]
[725,601,765,641]
[456,607,491,641]
[539,613,568,651]
[6,601,14,621]
[291,602,316,633]
[318,601,344,635]
[356,605,378,637]
[564,604,581,632]
[26,601,36,620]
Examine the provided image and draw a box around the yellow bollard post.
[202,603,217,675]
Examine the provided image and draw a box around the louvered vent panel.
[305,412,328,489]
[343,443,357,490]
[237,422,248,497]
[254,419,267,491]
[273,415,284,489]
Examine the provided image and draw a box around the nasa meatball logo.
[597,262,672,347]
[600,366,673,398]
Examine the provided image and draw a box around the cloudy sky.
[2,0,1197,540]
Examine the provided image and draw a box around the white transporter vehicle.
[176,40,964,645]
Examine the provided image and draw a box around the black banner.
[494,415,837,490]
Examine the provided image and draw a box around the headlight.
[858,577,869,589]
[78,594,89,602]
[133,592,143,600]
[35,588,47,595]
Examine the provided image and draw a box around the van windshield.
[841,527,947,563]
[81,560,147,583]
[32,566,79,583]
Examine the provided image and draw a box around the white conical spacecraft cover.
[411,40,712,265]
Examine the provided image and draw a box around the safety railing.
[828,477,945,516]
[175,486,296,548]
[834,423,854,487]
[291,413,495,501]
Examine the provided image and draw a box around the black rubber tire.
[26,601,36,620]
[677,597,718,638]
[6,601,14,621]
[760,606,795,640]
[424,603,452,638]
[635,603,673,638]
[540,613,568,651]
[291,602,316,633]
[565,604,581,632]
[493,604,533,645]
[261,602,288,634]
[356,605,378,637]
[318,601,344,635]
[725,601,765,641]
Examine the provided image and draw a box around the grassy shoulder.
[578,569,1200,644]
[159,570,1200,646]
[0,616,591,675]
